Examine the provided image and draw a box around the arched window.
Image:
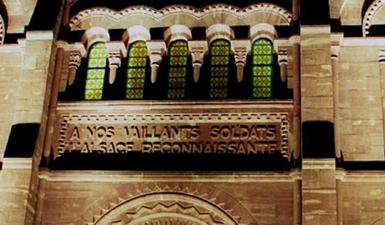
[126,41,148,99]
[167,40,189,98]
[251,38,273,98]
[85,42,107,100]
[209,39,231,99]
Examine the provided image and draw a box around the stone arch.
[69,4,292,31]
[362,0,385,36]
[90,191,254,225]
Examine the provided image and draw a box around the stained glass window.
[85,42,107,100]
[167,40,189,98]
[126,41,148,99]
[209,39,230,98]
[252,38,273,98]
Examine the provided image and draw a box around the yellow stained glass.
[252,38,273,98]
[209,39,230,98]
[167,40,188,99]
[126,41,148,99]
[85,42,107,100]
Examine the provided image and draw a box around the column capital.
[232,40,250,82]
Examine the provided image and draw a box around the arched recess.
[209,39,231,99]
[92,192,245,225]
[167,40,189,99]
[126,40,148,99]
[84,42,108,100]
[251,38,274,98]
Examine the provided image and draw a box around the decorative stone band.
[69,3,293,31]
[0,14,4,44]
[363,0,385,37]
[53,101,292,159]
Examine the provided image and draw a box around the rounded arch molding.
[84,185,259,225]
[69,4,292,31]
[362,0,385,36]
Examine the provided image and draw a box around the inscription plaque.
[54,112,290,158]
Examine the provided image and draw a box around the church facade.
[1,0,385,225]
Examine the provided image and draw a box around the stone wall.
[338,41,385,161]
[37,171,297,225]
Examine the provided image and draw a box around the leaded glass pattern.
[167,40,189,98]
[209,39,230,98]
[85,42,107,100]
[126,41,148,99]
[252,38,273,98]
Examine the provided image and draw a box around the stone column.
[147,41,166,83]
[278,50,288,82]
[290,35,301,159]
[67,50,81,85]
[189,41,207,83]
[232,40,250,83]
[302,159,337,225]
[106,42,126,84]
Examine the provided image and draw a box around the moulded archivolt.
[363,0,385,36]
[69,3,293,31]
[0,13,4,44]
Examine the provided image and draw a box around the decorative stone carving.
[232,40,250,82]
[206,24,234,44]
[250,23,277,43]
[147,41,166,83]
[106,42,126,84]
[89,191,241,225]
[123,25,151,44]
[188,41,207,83]
[278,50,288,82]
[68,51,82,85]
[69,4,292,31]
[363,0,385,36]
[0,14,4,44]
[164,25,192,44]
[82,26,110,49]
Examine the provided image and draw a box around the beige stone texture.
[0,158,32,225]
[338,45,385,161]
[35,171,296,225]
[300,26,334,122]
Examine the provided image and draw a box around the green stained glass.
[126,41,148,99]
[251,38,273,98]
[209,39,230,99]
[167,40,188,99]
[85,42,107,100]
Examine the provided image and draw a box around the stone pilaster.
[302,159,337,225]
[106,42,126,84]
[300,26,333,121]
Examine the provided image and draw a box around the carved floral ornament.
[69,3,292,30]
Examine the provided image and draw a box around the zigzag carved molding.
[83,185,258,225]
